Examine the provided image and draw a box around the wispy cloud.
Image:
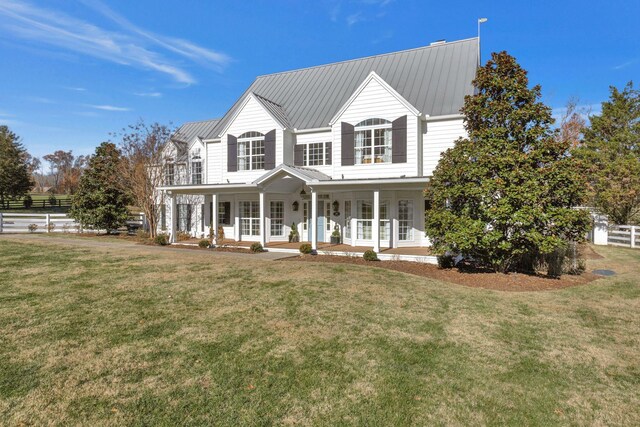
[63,86,87,92]
[613,59,637,70]
[0,0,230,84]
[134,92,162,98]
[347,12,364,26]
[87,104,130,112]
[25,96,56,104]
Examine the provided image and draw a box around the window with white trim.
[379,201,390,240]
[344,200,351,239]
[398,200,414,241]
[302,202,308,231]
[237,132,265,171]
[218,201,231,225]
[164,162,175,185]
[270,201,284,236]
[355,118,392,164]
[191,148,202,184]
[303,142,331,166]
[356,200,373,239]
[239,201,260,236]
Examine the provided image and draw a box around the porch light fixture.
[332,200,339,213]
[292,200,299,212]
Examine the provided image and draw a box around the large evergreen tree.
[69,142,131,233]
[0,125,33,207]
[573,82,640,224]
[425,52,590,273]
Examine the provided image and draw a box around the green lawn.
[0,238,639,426]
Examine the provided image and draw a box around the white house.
[158,38,478,253]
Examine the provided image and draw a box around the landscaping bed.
[282,254,599,292]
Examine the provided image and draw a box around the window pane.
[270,201,284,236]
[344,200,351,239]
[398,200,414,240]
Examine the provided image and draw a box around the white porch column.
[259,191,266,246]
[169,193,177,243]
[234,198,241,241]
[311,190,318,251]
[211,194,219,243]
[373,189,380,252]
[391,192,399,249]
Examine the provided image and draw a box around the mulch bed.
[281,255,599,292]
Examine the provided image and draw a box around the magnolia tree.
[116,120,173,238]
[69,142,131,232]
[425,51,591,273]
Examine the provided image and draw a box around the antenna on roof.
[477,18,488,67]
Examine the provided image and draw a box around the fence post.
[632,226,637,249]
[46,214,51,233]
[0,212,3,233]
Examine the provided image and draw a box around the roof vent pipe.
[430,40,446,46]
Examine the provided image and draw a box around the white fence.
[607,225,639,248]
[0,213,145,234]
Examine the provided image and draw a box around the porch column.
[373,189,380,252]
[169,192,177,243]
[391,192,398,249]
[212,194,219,243]
[311,190,318,251]
[259,191,266,246]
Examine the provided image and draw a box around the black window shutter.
[294,144,304,166]
[341,122,355,166]
[264,129,276,169]
[325,141,332,165]
[227,134,237,172]
[392,115,407,163]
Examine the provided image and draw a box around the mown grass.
[0,238,638,426]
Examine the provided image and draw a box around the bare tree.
[43,150,73,192]
[558,97,589,148]
[116,120,174,238]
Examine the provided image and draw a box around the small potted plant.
[289,222,300,243]
[330,225,341,244]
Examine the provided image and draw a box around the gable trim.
[328,71,420,126]
[216,93,287,137]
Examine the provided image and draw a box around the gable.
[332,73,419,125]
[222,95,281,137]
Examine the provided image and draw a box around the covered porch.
[160,165,432,255]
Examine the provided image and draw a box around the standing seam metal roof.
[172,118,221,143]
[205,38,477,140]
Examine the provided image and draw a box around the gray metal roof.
[253,164,331,184]
[173,118,220,143]
[253,93,292,129]
[205,38,478,139]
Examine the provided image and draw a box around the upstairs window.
[355,118,392,164]
[303,142,331,166]
[191,148,202,185]
[164,162,175,185]
[238,131,265,171]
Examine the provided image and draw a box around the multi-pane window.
[303,202,308,231]
[176,204,192,232]
[379,201,390,240]
[344,200,352,239]
[191,148,202,184]
[398,200,414,241]
[326,203,331,231]
[164,163,175,185]
[356,200,373,239]
[218,201,231,225]
[270,201,284,236]
[238,132,265,171]
[240,201,260,237]
[303,142,331,166]
[355,118,392,164]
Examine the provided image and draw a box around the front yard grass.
[0,238,639,425]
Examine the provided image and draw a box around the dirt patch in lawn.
[281,255,599,292]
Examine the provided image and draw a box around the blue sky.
[0,0,638,160]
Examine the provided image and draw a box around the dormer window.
[237,131,265,171]
[164,161,175,185]
[355,118,392,164]
[191,147,202,184]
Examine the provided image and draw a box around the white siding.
[206,141,223,184]
[220,96,283,184]
[422,118,466,177]
[331,77,419,179]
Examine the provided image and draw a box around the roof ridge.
[179,118,221,126]
[252,92,283,107]
[255,37,478,79]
